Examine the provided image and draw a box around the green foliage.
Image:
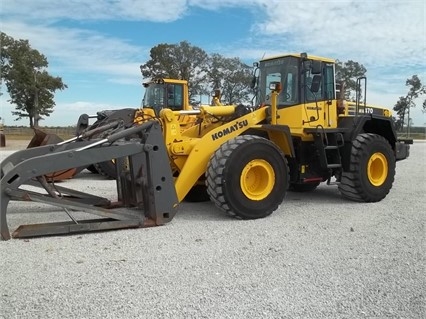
[206,54,252,104]
[335,60,367,101]
[140,41,209,99]
[393,75,425,131]
[140,41,252,104]
[1,32,67,127]
[393,96,408,130]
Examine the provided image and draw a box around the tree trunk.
[34,116,39,128]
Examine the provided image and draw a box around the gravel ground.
[0,140,425,319]
[0,138,31,151]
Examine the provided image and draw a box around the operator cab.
[252,53,339,132]
[142,78,185,115]
[253,53,336,108]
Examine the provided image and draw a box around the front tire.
[338,133,395,202]
[206,135,289,219]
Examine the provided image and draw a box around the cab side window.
[323,64,335,100]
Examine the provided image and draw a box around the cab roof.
[145,78,188,85]
[260,53,335,64]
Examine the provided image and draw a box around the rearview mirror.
[311,75,322,93]
[311,60,322,74]
[250,75,257,89]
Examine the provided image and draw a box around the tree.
[140,41,209,100]
[1,32,67,127]
[140,42,253,105]
[206,54,252,105]
[393,96,408,131]
[335,60,367,101]
[393,75,425,132]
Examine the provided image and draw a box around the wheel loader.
[25,77,202,179]
[0,52,411,240]
[72,77,223,178]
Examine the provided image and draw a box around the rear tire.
[88,110,136,179]
[338,133,395,202]
[86,165,99,174]
[94,161,120,179]
[88,119,119,179]
[206,135,289,219]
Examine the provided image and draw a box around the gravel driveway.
[0,141,425,319]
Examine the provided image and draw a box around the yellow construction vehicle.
[72,77,203,178]
[80,77,225,179]
[24,77,199,178]
[0,52,411,240]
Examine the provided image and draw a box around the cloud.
[1,0,425,126]
[0,96,134,126]
[2,0,267,21]
[2,0,189,22]
[254,1,425,66]
[188,0,267,10]
[60,101,126,112]
[0,1,189,85]
[2,20,145,77]
[3,0,424,69]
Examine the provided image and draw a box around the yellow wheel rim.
[240,159,275,200]
[367,152,388,186]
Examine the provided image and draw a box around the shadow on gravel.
[176,201,231,222]
[3,176,354,239]
[176,184,347,222]
[286,185,345,204]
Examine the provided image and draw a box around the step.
[327,164,342,169]
[324,145,339,150]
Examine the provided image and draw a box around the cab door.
[302,62,337,129]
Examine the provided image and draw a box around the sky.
[1,0,425,127]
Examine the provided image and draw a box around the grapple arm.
[0,122,178,240]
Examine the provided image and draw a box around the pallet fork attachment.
[0,121,178,240]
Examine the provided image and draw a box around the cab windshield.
[142,83,165,110]
[257,56,335,107]
[258,56,300,107]
[142,82,184,113]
